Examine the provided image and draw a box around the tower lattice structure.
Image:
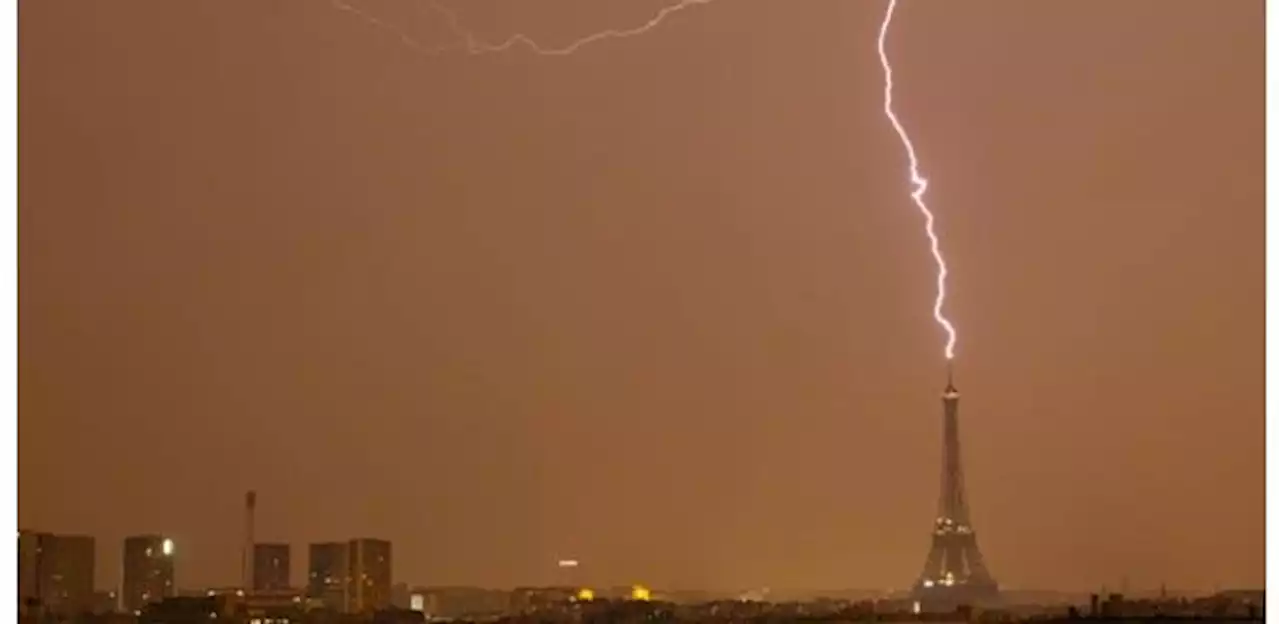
[911,370,998,607]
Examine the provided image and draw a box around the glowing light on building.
[576,588,595,602]
[162,538,174,556]
[557,559,579,568]
[630,585,651,601]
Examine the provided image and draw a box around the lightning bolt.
[330,0,449,55]
[329,0,958,358]
[436,0,717,56]
[877,0,957,362]
[330,0,717,58]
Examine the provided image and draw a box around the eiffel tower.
[911,366,999,607]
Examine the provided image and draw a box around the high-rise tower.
[253,543,291,591]
[122,535,175,613]
[308,542,348,611]
[912,369,998,607]
[346,538,392,613]
[17,531,95,615]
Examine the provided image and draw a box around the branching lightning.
[444,0,716,56]
[877,0,958,361]
[330,0,461,55]
[331,0,717,58]
[330,0,960,360]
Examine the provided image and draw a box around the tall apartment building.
[307,539,393,613]
[17,531,96,615]
[346,538,392,613]
[252,543,291,592]
[122,535,175,613]
[308,542,348,611]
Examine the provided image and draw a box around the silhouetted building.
[19,531,40,611]
[910,371,999,609]
[509,587,576,614]
[372,608,425,624]
[42,534,95,615]
[412,586,508,619]
[139,596,222,624]
[308,542,347,611]
[72,611,140,624]
[253,543,291,591]
[17,530,96,615]
[346,538,392,613]
[122,535,176,613]
[241,588,304,624]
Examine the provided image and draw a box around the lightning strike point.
[877,0,959,363]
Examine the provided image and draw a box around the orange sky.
[19,0,1262,593]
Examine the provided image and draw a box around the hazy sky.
[19,0,1262,593]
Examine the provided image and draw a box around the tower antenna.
[244,491,256,593]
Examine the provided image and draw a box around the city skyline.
[18,0,1262,594]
